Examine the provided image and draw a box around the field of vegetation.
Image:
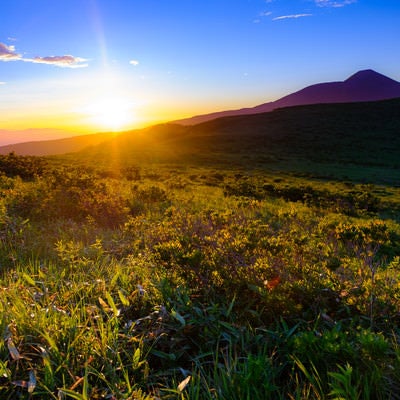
[1,118,400,398]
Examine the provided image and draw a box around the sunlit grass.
[1,155,400,398]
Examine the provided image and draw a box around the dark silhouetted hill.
[176,69,400,125]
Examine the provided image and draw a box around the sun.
[84,97,136,131]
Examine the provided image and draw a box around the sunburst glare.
[83,97,136,131]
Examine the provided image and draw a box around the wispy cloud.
[28,55,88,68]
[315,0,357,7]
[0,82,6,85]
[254,10,272,23]
[0,42,21,61]
[273,13,312,21]
[129,60,139,66]
[0,42,88,68]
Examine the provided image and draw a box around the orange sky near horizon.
[0,69,206,134]
[0,66,241,134]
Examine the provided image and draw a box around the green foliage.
[3,168,131,228]
[0,152,47,179]
[1,159,400,398]
[129,184,170,215]
[328,363,360,400]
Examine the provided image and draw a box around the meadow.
[1,99,400,399]
[0,150,399,399]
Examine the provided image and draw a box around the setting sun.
[83,97,136,131]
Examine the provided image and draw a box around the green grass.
[1,143,400,398]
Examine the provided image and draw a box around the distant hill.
[0,132,118,156]
[175,69,400,125]
[0,128,79,147]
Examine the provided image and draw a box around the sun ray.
[88,0,109,68]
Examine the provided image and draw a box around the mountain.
[0,128,79,147]
[0,132,118,156]
[175,69,400,125]
[2,69,399,172]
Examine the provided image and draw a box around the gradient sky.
[1,0,399,133]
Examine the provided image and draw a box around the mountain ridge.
[175,69,400,125]
[0,132,117,156]
[0,128,82,147]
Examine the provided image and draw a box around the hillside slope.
[81,98,400,184]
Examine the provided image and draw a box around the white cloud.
[0,42,88,68]
[0,42,21,61]
[315,0,357,7]
[0,82,6,85]
[273,13,312,20]
[129,60,139,66]
[28,55,88,68]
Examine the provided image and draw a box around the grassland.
[1,99,400,398]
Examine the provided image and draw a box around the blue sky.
[1,0,399,132]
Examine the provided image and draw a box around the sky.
[1,0,399,135]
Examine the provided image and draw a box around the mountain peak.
[345,69,399,84]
